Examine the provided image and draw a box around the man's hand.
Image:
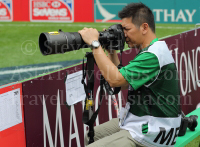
[78,28,99,45]
[79,27,129,89]
[101,28,116,55]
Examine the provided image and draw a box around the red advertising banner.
[12,0,93,22]
[0,83,26,147]
[0,0,13,21]
[30,0,74,22]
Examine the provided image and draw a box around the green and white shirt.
[119,40,181,147]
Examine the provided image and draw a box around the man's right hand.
[102,28,128,90]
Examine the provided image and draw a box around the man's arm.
[106,49,129,90]
[106,50,120,66]
[78,28,129,88]
[92,46,129,88]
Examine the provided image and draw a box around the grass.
[185,135,200,147]
[0,22,195,68]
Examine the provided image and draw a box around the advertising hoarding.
[94,0,200,24]
[0,83,26,147]
[30,0,74,22]
[0,0,13,21]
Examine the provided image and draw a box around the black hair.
[118,3,155,33]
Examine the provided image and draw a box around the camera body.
[39,24,125,56]
[98,24,125,51]
[178,113,198,136]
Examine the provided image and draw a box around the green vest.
[119,41,181,147]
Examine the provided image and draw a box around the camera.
[178,112,198,136]
[38,24,125,56]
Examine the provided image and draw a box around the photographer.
[79,3,181,147]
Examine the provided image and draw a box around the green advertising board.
[94,0,200,24]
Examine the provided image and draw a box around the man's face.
[121,17,143,49]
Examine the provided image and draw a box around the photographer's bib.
[118,41,181,147]
[120,108,181,147]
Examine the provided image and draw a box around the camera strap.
[81,52,105,144]
[81,50,123,144]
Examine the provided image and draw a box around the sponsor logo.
[94,0,198,23]
[0,0,13,21]
[153,127,180,146]
[153,9,196,23]
[43,90,81,147]
[51,1,61,8]
[94,0,126,22]
[30,0,74,22]
[42,89,121,146]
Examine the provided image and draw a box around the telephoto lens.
[38,24,125,56]
[39,29,88,55]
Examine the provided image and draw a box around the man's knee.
[84,130,89,146]
[84,118,119,146]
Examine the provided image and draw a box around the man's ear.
[141,23,148,35]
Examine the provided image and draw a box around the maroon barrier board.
[22,65,85,147]
[181,29,200,112]
[164,28,200,113]
[22,63,125,147]
[21,28,200,147]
